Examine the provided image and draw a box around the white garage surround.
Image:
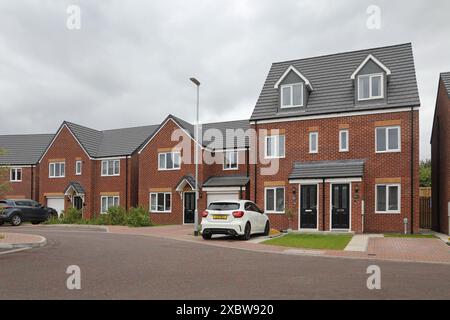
[204,187,245,205]
[46,197,65,216]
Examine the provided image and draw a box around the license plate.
[212,214,227,220]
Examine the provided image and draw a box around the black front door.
[300,185,317,229]
[331,184,350,229]
[73,196,83,210]
[184,192,196,224]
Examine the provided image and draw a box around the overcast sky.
[0,0,449,159]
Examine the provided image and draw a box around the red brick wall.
[0,166,36,200]
[432,80,450,235]
[250,110,420,233]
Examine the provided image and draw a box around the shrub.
[107,206,127,225]
[126,206,152,227]
[60,207,82,224]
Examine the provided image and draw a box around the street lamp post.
[190,77,200,236]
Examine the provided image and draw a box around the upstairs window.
[10,168,22,182]
[223,150,238,170]
[376,126,400,153]
[309,132,318,154]
[75,161,82,175]
[339,129,349,152]
[358,74,383,100]
[101,159,120,176]
[265,135,285,159]
[49,162,65,178]
[158,152,181,170]
[281,83,303,108]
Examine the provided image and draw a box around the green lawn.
[262,233,353,250]
[384,233,437,239]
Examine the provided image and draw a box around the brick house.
[431,72,450,235]
[249,43,420,233]
[0,134,53,200]
[137,115,250,225]
[37,121,158,218]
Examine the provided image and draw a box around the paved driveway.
[1,226,449,299]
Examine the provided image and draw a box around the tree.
[0,149,10,197]
[419,159,431,188]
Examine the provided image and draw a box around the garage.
[207,191,240,205]
[46,197,65,216]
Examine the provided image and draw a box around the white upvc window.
[149,192,171,213]
[265,135,285,159]
[10,168,22,182]
[100,196,120,214]
[376,126,401,153]
[101,159,120,176]
[75,161,82,175]
[358,74,383,100]
[265,187,285,213]
[223,150,238,170]
[339,129,349,152]
[49,162,65,178]
[280,83,304,108]
[158,152,181,170]
[309,132,318,154]
[376,184,401,214]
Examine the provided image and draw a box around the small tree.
[284,207,295,232]
[0,149,10,197]
[419,159,431,187]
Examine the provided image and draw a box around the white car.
[201,200,270,240]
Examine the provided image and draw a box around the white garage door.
[207,192,239,206]
[47,197,65,216]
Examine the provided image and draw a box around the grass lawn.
[262,233,353,250]
[384,233,437,239]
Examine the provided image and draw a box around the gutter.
[410,106,415,234]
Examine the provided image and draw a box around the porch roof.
[175,175,196,192]
[289,160,365,180]
[64,181,85,195]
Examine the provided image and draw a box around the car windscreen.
[207,202,240,211]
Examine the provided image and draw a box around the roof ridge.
[0,133,53,137]
[101,123,160,133]
[271,42,412,65]
[203,119,249,126]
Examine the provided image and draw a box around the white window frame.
[101,159,120,176]
[223,150,238,170]
[158,152,181,171]
[10,167,22,182]
[265,135,285,159]
[149,192,171,213]
[375,184,401,214]
[100,196,120,214]
[75,160,82,175]
[264,187,285,214]
[49,162,65,178]
[280,83,304,108]
[339,129,349,152]
[309,132,318,154]
[375,126,401,153]
[358,73,384,101]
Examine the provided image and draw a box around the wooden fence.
[419,187,432,229]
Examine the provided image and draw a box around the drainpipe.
[410,106,414,234]
[125,156,129,210]
[253,121,258,203]
[322,178,326,231]
[30,165,34,200]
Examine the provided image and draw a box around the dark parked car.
[0,199,57,226]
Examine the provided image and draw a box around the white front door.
[47,197,65,216]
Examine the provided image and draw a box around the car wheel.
[202,233,212,240]
[10,215,22,226]
[263,221,270,236]
[32,221,41,225]
[0,221,4,226]
[242,223,251,240]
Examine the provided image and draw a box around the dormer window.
[281,83,303,108]
[358,74,383,100]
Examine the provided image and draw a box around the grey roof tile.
[441,72,450,97]
[64,181,85,194]
[203,175,250,187]
[289,160,365,179]
[0,134,54,165]
[251,43,420,121]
